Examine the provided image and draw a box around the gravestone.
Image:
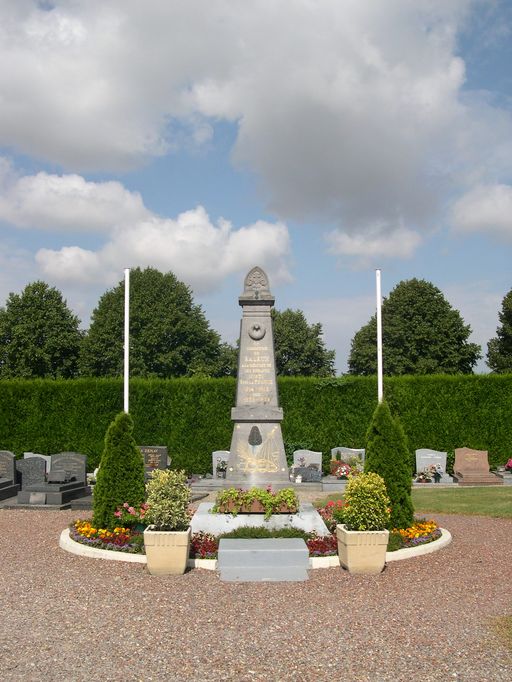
[0,451,19,501]
[138,445,168,480]
[16,457,46,488]
[17,452,88,506]
[24,452,51,474]
[227,267,288,483]
[415,449,453,484]
[50,452,87,483]
[331,446,365,464]
[292,450,323,482]
[212,450,230,478]
[453,447,502,486]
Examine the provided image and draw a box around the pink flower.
[114,511,121,517]
[128,507,135,515]
[123,502,129,508]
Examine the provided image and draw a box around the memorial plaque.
[228,267,288,482]
[139,446,168,477]
[50,452,87,483]
[0,451,15,482]
[16,458,46,488]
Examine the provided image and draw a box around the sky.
[0,0,511,373]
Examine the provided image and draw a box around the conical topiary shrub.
[92,411,145,529]
[364,400,414,530]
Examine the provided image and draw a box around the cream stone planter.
[143,526,191,576]
[336,524,389,575]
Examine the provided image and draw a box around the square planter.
[143,526,191,576]
[336,524,389,575]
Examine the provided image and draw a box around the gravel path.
[0,507,511,682]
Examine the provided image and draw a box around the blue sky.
[0,1,511,372]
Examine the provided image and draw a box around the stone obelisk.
[227,267,289,483]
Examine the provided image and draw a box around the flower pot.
[336,524,389,575]
[143,526,191,576]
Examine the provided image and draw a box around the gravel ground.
[0,504,511,682]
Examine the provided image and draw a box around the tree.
[80,267,225,378]
[348,279,481,375]
[364,400,414,530]
[272,308,336,376]
[92,411,146,530]
[487,289,512,373]
[0,281,82,379]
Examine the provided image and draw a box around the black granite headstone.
[139,446,168,479]
[16,457,46,489]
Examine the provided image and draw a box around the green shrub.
[364,401,414,529]
[1,374,512,473]
[92,412,146,530]
[144,469,191,531]
[343,472,391,531]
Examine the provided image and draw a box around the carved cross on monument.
[227,267,289,482]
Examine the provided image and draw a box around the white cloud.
[451,184,512,239]
[326,225,422,265]
[1,2,510,260]
[35,205,291,293]
[0,159,150,232]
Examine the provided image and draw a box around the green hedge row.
[1,375,511,472]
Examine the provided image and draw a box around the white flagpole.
[376,269,383,403]
[124,268,130,413]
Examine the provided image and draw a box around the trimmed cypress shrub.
[364,400,414,530]
[92,411,145,530]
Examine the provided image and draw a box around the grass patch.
[493,616,512,651]
[219,526,310,541]
[314,487,512,518]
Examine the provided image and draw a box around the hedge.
[1,375,511,472]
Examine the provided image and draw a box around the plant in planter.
[211,486,299,519]
[143,469,192,576]
[336,472,391,575]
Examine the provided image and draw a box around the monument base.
[227,422,289,483]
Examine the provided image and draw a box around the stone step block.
[218,538,309,582]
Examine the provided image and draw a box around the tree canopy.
[80,267,226,378]
[348,278,481,375]
[272,308,336,376]
[487,288,512,373]
[0,281,82,378]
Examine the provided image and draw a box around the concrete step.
[218,538,309,582]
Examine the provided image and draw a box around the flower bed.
[71,520,145,554]
[189,530,338,559]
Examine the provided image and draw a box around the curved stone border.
[60,527,451,569]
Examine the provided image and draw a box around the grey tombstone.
[415,449,453,484]
[0,451,19,500]
[138,445,168,480]
[227,267,288,483]
[50,452,87,483]
[0,450,15,482]
[293,449,322,470]
[292,449,323,482]
[331,446,365,465]
[17,452,87,506]
[212,450,230,478]
[24,452,52,474]
[16,457,46,488]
